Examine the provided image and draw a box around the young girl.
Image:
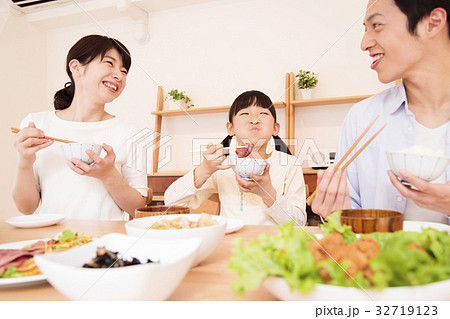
[12,35,148,220]
[165,90,307,225]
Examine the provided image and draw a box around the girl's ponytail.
[220,135,233,148]
[273,135,292,155]
[53,81,75,110]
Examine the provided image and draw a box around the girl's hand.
[311,166,351,218]
[193,144,231,189]
[14,122,53,168]
[200,144,231,175]
[235,164,277,207]
[67,143,118,182]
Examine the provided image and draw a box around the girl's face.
[226,104,280,146]
[71,48,128,104]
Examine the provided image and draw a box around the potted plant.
[165,89,194,109]
[296,69,318,99]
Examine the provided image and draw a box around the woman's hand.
[67,143,118,182]
[388,169,450,215]
[194,144,231,188]
[311,166,351,218]
[14,122,53,168]
[235,164,277,207]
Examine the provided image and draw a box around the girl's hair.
[53,34,132,110]
[221,90,291,155]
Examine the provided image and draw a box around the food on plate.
[149,213,218,230]
[83,247,158,268]
[0,230,92,278]
[229,211,450,296]
[235,143,253,158]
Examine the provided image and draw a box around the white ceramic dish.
[386,151,450,184]
[5,214,65,229]
[34,233,200,300]
[61,143,102,164]
[125,214,227,267]
[230,156,267,180]
[225,218,245,234]
[262,220,450,300]
[263,276,450,301]
[0,239,48,288]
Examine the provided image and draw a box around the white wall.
[2,0,390,217]
[0,14,47,219]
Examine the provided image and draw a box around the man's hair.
[394,0,449,37]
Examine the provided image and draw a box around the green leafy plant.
[296,69,318,89]
[167,89,194,108]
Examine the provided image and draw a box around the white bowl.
[386,151,450,182]
[125,214,226,267]
[61,143,102,164]
[34,233,200,301]
[230,157,267,180]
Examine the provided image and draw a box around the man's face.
[361,0,424,83]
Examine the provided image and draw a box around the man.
[312,0,450,224]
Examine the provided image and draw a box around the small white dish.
[0,239,49,288]
[34,233,200,300]
[225,218,245,234]
[5,214,65,229]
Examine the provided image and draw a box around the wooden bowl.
[339,209,403,233]
[135,206,190,219]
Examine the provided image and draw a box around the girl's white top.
[164,150,307,226]
[19,111,148,220]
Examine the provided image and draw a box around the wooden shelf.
[291,95,373,107]
[151,102,285,116]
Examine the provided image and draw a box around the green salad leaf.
[229,211,450,296]
[1,267,23,278]
[58,229,78,242]
[320,210,357,243]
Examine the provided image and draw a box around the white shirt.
[164,150,307,226]
[20,111,148,220]
[404,121,448,224]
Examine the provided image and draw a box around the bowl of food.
[386,146,450,183]
[135,205,190,218]
[33,233,200,300]
[230,157,267,180]
[61,143,102,165]
[125,213,227,267]
[339,209,403,233]
[230,212,450,301]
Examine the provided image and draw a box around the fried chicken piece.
[308,233,379,283]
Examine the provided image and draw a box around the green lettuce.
[1,267,23,278]
[229,212,450,296]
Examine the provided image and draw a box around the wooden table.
[0,220,320,301]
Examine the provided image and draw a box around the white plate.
[0,238,48,288]
[403,220,450,233]
[225,218,245,234]
[263,220,450,300]
[5,214,65,229]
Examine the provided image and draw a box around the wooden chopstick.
[190,145,247,154]
[306,116,387,206]
[10,127,76,144]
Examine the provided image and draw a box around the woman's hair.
[394,0,449,36]
[221,90,291,155]
[53,34,132,110]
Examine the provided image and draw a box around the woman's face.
[74,48,128,104]
[227,104,280,146]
